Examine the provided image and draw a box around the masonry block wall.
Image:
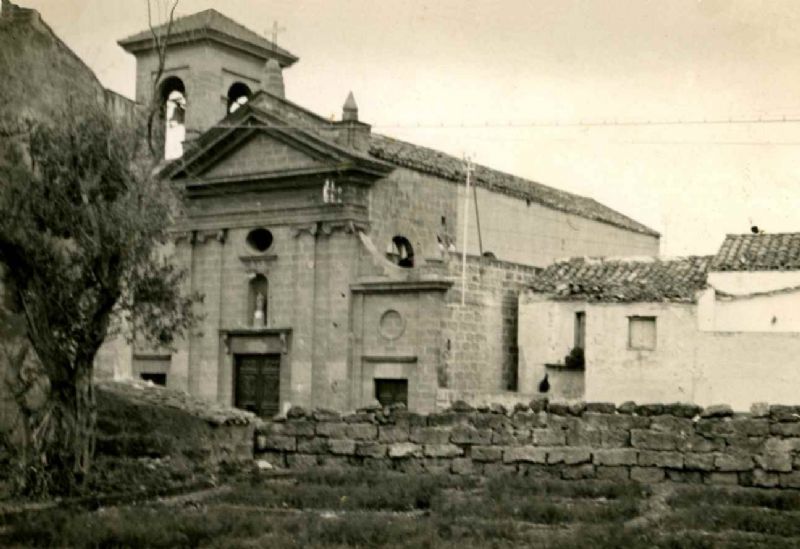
[442,255,540,393]
[256,401,800,489]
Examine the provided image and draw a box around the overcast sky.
[21,0,800,256]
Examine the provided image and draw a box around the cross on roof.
[268,20,286,52]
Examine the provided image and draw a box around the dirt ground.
[2,466,800,548]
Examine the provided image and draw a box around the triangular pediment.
[201,132,324,180]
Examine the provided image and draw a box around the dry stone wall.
[256,400,800,488]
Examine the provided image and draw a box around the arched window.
[159,76,186,160]
[387,236,414,268]
[227,82,252,114]
[248,275,269,328]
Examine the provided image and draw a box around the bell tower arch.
[118,9,298,154]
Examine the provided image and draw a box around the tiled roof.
[711,233,800,271]
[529,256,713,302]
[118,9,297,64]
[368,133,659,237]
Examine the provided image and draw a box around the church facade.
[100,9,660,415]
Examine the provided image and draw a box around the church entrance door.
[234,354,281,417]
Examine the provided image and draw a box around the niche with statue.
[248,274,269,328]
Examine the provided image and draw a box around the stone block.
[585,402,616,414]
[362,457,392,471]
[728,418,769,437]
[388,442,423,458]
[705,472,739,486]
[529,397,548,413]
[328,439,357,455]
[492,429,530,445]
[428,412,470,427]
[700,404,734,419]
[568,402,587,416]
[424,444,463,458]
[312,409,341,422]
[451,425,493,445]
[635,404,664,416]
[724,436,765,454]
[471,413,510,431]
[650,415,693,434]
[751,469,779,488]
[676,435,720,453]
[533,428,566,446]
[286,406,308,419]
[410,427,451,445]
[451,457,474,475]
[663,402,703,418]
[638,451,683,469]
[283,421,315,437]
[316,422,348,439]
[344,412,376,424]
[346,423,378,440]
[483,462,517,476]
[503,446,548,464]
[548,402,571,415]
[755,438,793,472]
[684,453,715,471]
[378,425,410,443]
[631,429,677,451]
[356,442,387,458]
[714,453,753,472]
[750,402,770,418]
[566,426,601,447]
[667,470,702,484]
[593,449,638,466]
[630,467,665,483]
[471,445,503,462]
[562,464,595,480]
[695,419,734,437]
[770,422,800,436]
[450,400,474,413]
[779,471,800,488]
[547,447,591,465]
[769,405,800,422]
[296,437,329,454]
[617,401,637,414]
[264,435,295,452]
[287,454,318,469]
[511,411,545,429]
[595,466,630,482]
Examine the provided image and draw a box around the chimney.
[342,91,358,122]
[262,58,285,99]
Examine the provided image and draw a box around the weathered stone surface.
[471,445,503,462]
[533,428,566,446]
[751,469,779,488]
[312,409,341,422]
[631,429,677,451]
[529,398,548,413]
[631,467,665,483]
[328,439,357,455]
[635,404,664,417]
[617,401,637,414]
[562,464,595,480]
[264,435,296,452]
[356,442,387,458]
[410,427,451,445]
[471,413,509,431]
[451,425,493,445]
[547,447,591,465]
[283,420,315,437]
[650,415,693,434]
[638,450,683,469]
[780,471,800,488]
[566,425,601,447]
[695,419,734,437]
[316,422,349,439]
[700,404,734,419]
[483,462,517,476]
[770,422,800,436]
[684,453,715,471]
[451,457,474,475]
[503,446,548,464]
[663,403,703,418]
[428,412,470,427]
[755,438,793,472]
[378,425,410,443]
[424,444,463,458]
[714,453,754,472]
[548,402,571,416]
[344,412,376,424]
[388,442,422,458]
[595,466,630,481]
[490,403,509,415]
[297,437,329,454]
[585,403,616,414]
[750,402,770,418]
[593,448,638,466]
[450,400,474,413]
[346,423,378,440]
[568,402,587,416]
[513,402,531,413]
[676,435,721,453]
[729,419,770,437]
[286,406,308,419]
[706,472,739,486]
[287,454,318,468]
[492,429,530,445]
[511,411,545,429]
[667,470,702,483]
[770,405,800,422]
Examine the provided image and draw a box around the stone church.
[100,9,660,415]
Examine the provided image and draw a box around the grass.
[3,469,800,548]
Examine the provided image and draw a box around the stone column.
[289,223,317,408]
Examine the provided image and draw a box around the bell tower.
[118,9,298,155]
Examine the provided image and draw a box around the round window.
[246,228,273,252]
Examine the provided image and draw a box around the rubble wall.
[256,400,800,489]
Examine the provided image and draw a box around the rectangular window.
[140,373,167,386]
[629,316,657,350]
[374,378,408,407]
[574,312,586,349]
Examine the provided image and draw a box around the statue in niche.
[253,292,266,328]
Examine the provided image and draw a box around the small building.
[96,9,660,415]
[519,233,800,410]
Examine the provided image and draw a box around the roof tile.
[711,233,800,271]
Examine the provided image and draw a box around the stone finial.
[262,58,285,98]
[342,91,358,122]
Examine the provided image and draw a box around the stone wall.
[255,400,800,489]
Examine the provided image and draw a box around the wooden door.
[374,378,408,407]
[235,354,281,418]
